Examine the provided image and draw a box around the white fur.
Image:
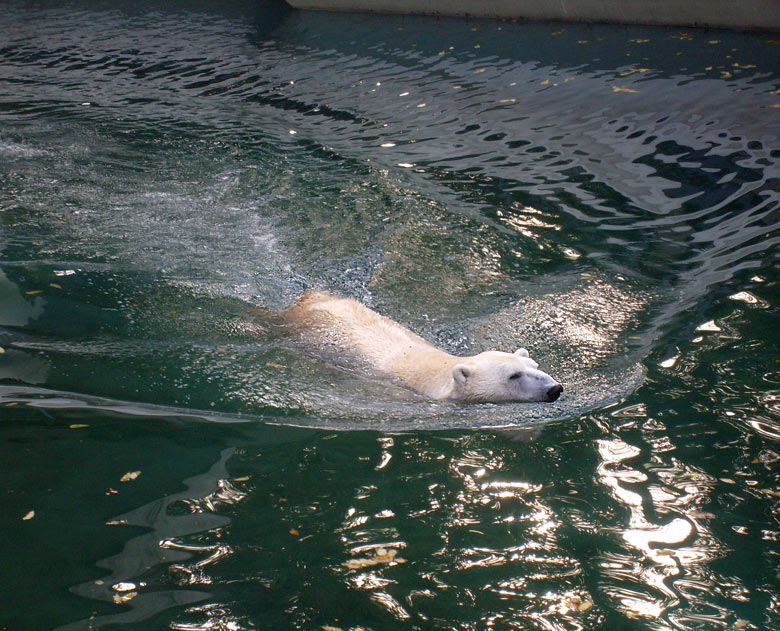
[279,291,562,403]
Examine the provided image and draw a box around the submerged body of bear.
[274,291,562,403]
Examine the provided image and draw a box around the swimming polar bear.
[274,291,563,403]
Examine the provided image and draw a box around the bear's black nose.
[546,384,563,402]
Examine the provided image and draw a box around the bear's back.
[281,291,436,373]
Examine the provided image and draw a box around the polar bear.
[272,291,562,403]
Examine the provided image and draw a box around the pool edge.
[283,0,780,31]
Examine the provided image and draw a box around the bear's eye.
[509,372,522,380]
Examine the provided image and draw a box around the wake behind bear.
[261,291,563,404]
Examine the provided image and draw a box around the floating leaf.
[578,599,593,612]
[112,591,137,604]
[343,557,380,569]
[25,290,43,295]
[69,424,89,429]
[50,283,62,289]
[232,476,250,482]
[613,86,638,93]
[120,471,141,482]
[540,79,550,86]
[561,593,594,614]
[321,626,343,631]
[343,547,406,569]
[289,528,300,536]
[621,68,650,76]
[23,510,35,520]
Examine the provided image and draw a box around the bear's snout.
[546,384,563,402]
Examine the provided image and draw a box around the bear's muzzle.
[546,384,563,402]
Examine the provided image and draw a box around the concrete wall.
[284,0,780,30]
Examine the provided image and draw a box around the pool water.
[1,1,779,629]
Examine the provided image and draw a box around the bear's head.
[451,348,562,403]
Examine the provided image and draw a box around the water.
[1,1,779,629]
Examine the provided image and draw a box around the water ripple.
[1,6,779,627]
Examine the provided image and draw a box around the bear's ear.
[514,348,530,358]
[452,364,471,386]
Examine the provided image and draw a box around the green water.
[2,1,780,629]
